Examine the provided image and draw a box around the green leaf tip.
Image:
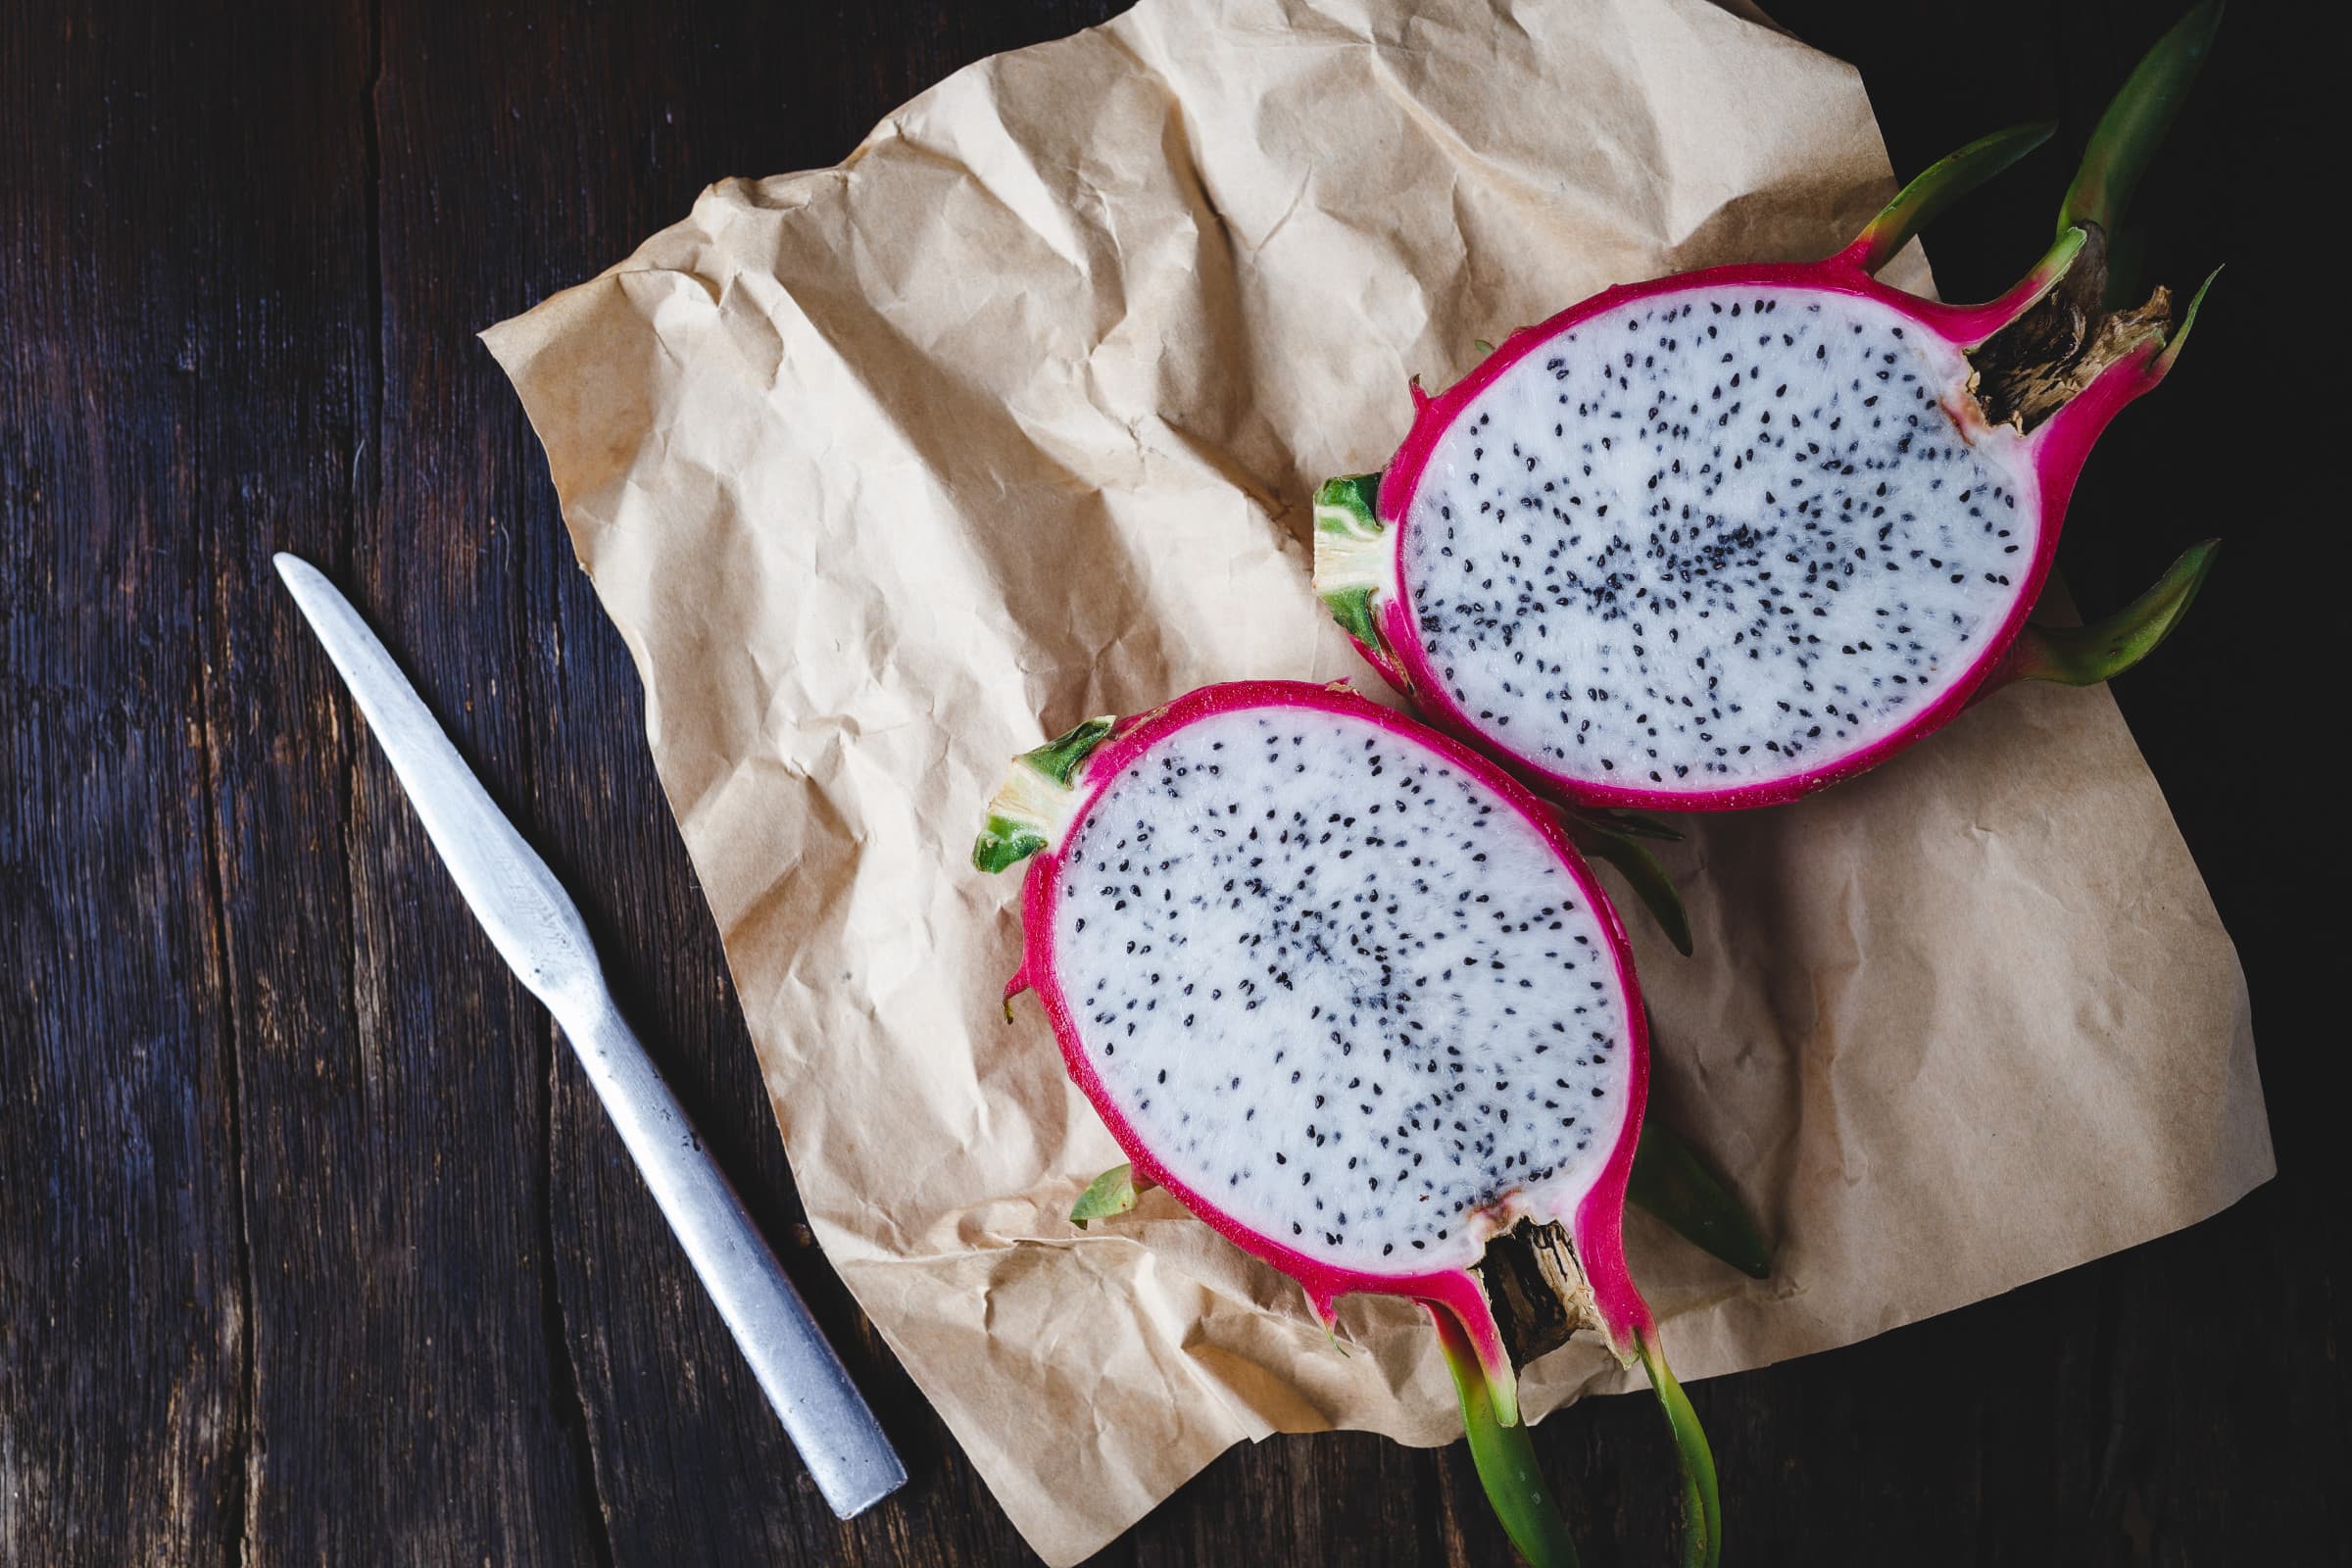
[1638,1330,1723,1568]
[1562,811,1693,957]
[972,716,1118,873]
[1313,472,1383,535]
[1434,1309,1582,1568]
[1629,1119,1773,1279]
[1597,809,1682,844]
[1321,586,1383,648]
[1849,121,2056,273]
[2154,265,2222,377]
[1024,716,1119,786]
[1602,836,1692,957]
[973,817,1050,874]
[2006,538,2220,687]
[1312,473,1398,662]
[2059,0,2224,242]
[1069,1162,1141,1229]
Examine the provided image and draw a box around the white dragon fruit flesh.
[1313,5,2223,811]
[975,680,1717,1566]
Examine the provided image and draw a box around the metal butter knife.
[274,552,906,1521]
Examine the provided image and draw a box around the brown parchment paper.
[483,1,2273,1559]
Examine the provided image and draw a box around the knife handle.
[559,993,907,1519]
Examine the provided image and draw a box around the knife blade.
[273,552,906,1520]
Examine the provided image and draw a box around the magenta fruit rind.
[1341,248,2189,813]
[988,684,1649,1376]
[1312,8,2224,814]
[978,678,1715,1563]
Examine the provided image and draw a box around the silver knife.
[274,552,906,1521]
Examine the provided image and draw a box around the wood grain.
[1,1,2333,1563]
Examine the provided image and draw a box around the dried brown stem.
[1971,222,2173,430]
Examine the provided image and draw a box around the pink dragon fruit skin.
[998,682,1649,1365]
[977,679,1714,1564]
[1314,6,2223,814]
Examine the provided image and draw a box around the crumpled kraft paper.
[483,0,2274,1559]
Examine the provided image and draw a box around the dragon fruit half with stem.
[1311,5,2224,810]
[975,680,1717,1566]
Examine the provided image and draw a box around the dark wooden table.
[2,2,2333,1562]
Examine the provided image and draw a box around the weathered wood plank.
[1,5,254,1562]
[0,0,619,1563]
[204,0,621,1556]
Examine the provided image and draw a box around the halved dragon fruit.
[975,679,1717,1565]
[1313,6,2222,810]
